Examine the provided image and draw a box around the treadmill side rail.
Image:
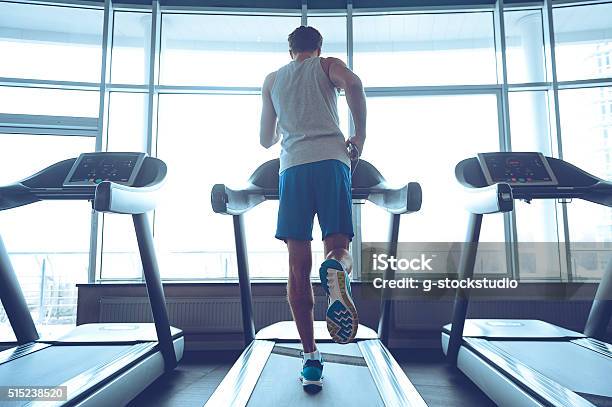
[465,338,596,407]
[0,342,50,366]
[205,340,275,407]
[572,338,612,359]
[358,340,428,407]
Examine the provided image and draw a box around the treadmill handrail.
[211,184,266,216]
[0,156,168,214]
[212,159,422,346]
[93,178,164,214]
[211,158,422,216]
[455,156,612,206]
[460,182,514,214]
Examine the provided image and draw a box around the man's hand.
[346,136,365,161]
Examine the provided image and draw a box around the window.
[553,2,612,81]
[100,92,148,280]
[504,10,546,84]
[559,86,612,281]
[2,0,611,289]
[0,0,102,331]
[359,94,506,275]
[353,12,497,87]
[111,12,152,85]
[160,14,301,87]
[307,15,347,61]
[509,91,552,151]
[155,94,283,279]
[0,87,99,118]
[0,135,94,333]
[360,95,503,239]
[0,2,103,82]
[0,135,94,184]
[509,91,563,279]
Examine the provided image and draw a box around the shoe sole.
[300,377,322,394]
[319,259,359,344]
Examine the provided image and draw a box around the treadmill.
[441,152,612,407]
[0,152,184,406]
[207,159,427,406]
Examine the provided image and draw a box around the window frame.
[2,0,612,284]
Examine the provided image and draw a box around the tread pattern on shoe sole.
[320,263,359,344]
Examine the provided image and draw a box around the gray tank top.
[271,57,350,173]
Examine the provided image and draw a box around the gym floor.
[128,349,494,406]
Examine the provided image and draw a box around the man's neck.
[293,52,318,62]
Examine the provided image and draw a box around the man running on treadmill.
[259,26,367,392]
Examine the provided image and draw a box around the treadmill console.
[477,152,558,186]
[63,152,147,187]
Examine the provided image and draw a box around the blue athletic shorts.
[276,159,354,242]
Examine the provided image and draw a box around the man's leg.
[324,233,351,274]
[313,160,358,343]
[319,232,359,343]
[275,163,323,392]
[286,239,316,353]
[287,239,324,393]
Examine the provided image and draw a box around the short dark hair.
[288,26,323,53]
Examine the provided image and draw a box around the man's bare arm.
[260,72,280,149]
[326,58,367,155]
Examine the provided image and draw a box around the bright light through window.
[155,94,296,279]
[0,135,94,335]
[509,91,562,280]
[307,15,347,61]
[504,10,546,84]
[160,14,301,87]
[353,12,497,86]
[553,2,612,81]
[100,92,148,280]
[111,11,152,85]
[360,95,503,241]
[0,2,102,82]
[559,87,612,281]
[359,95,506,275]
[0,87,99,118]
[1,0,611,293]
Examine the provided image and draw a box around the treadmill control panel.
[478,152,558,186]
[63,152,146,187]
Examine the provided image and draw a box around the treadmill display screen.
[63,152,146,187]
[477,152,558,186]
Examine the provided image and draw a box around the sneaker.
[300,354,323,393]
[319,259,359,344]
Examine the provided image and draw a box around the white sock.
[303,349,321,362]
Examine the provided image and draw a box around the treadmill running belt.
[492,341,612,401]
[272,345,368,367]
[0,345,137,388]
[247,350,384,406]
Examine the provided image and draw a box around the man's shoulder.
[320,57,347,80]
[320,57,346,68]
[263,71,277,91]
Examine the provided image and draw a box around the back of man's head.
[288,26,323,53]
